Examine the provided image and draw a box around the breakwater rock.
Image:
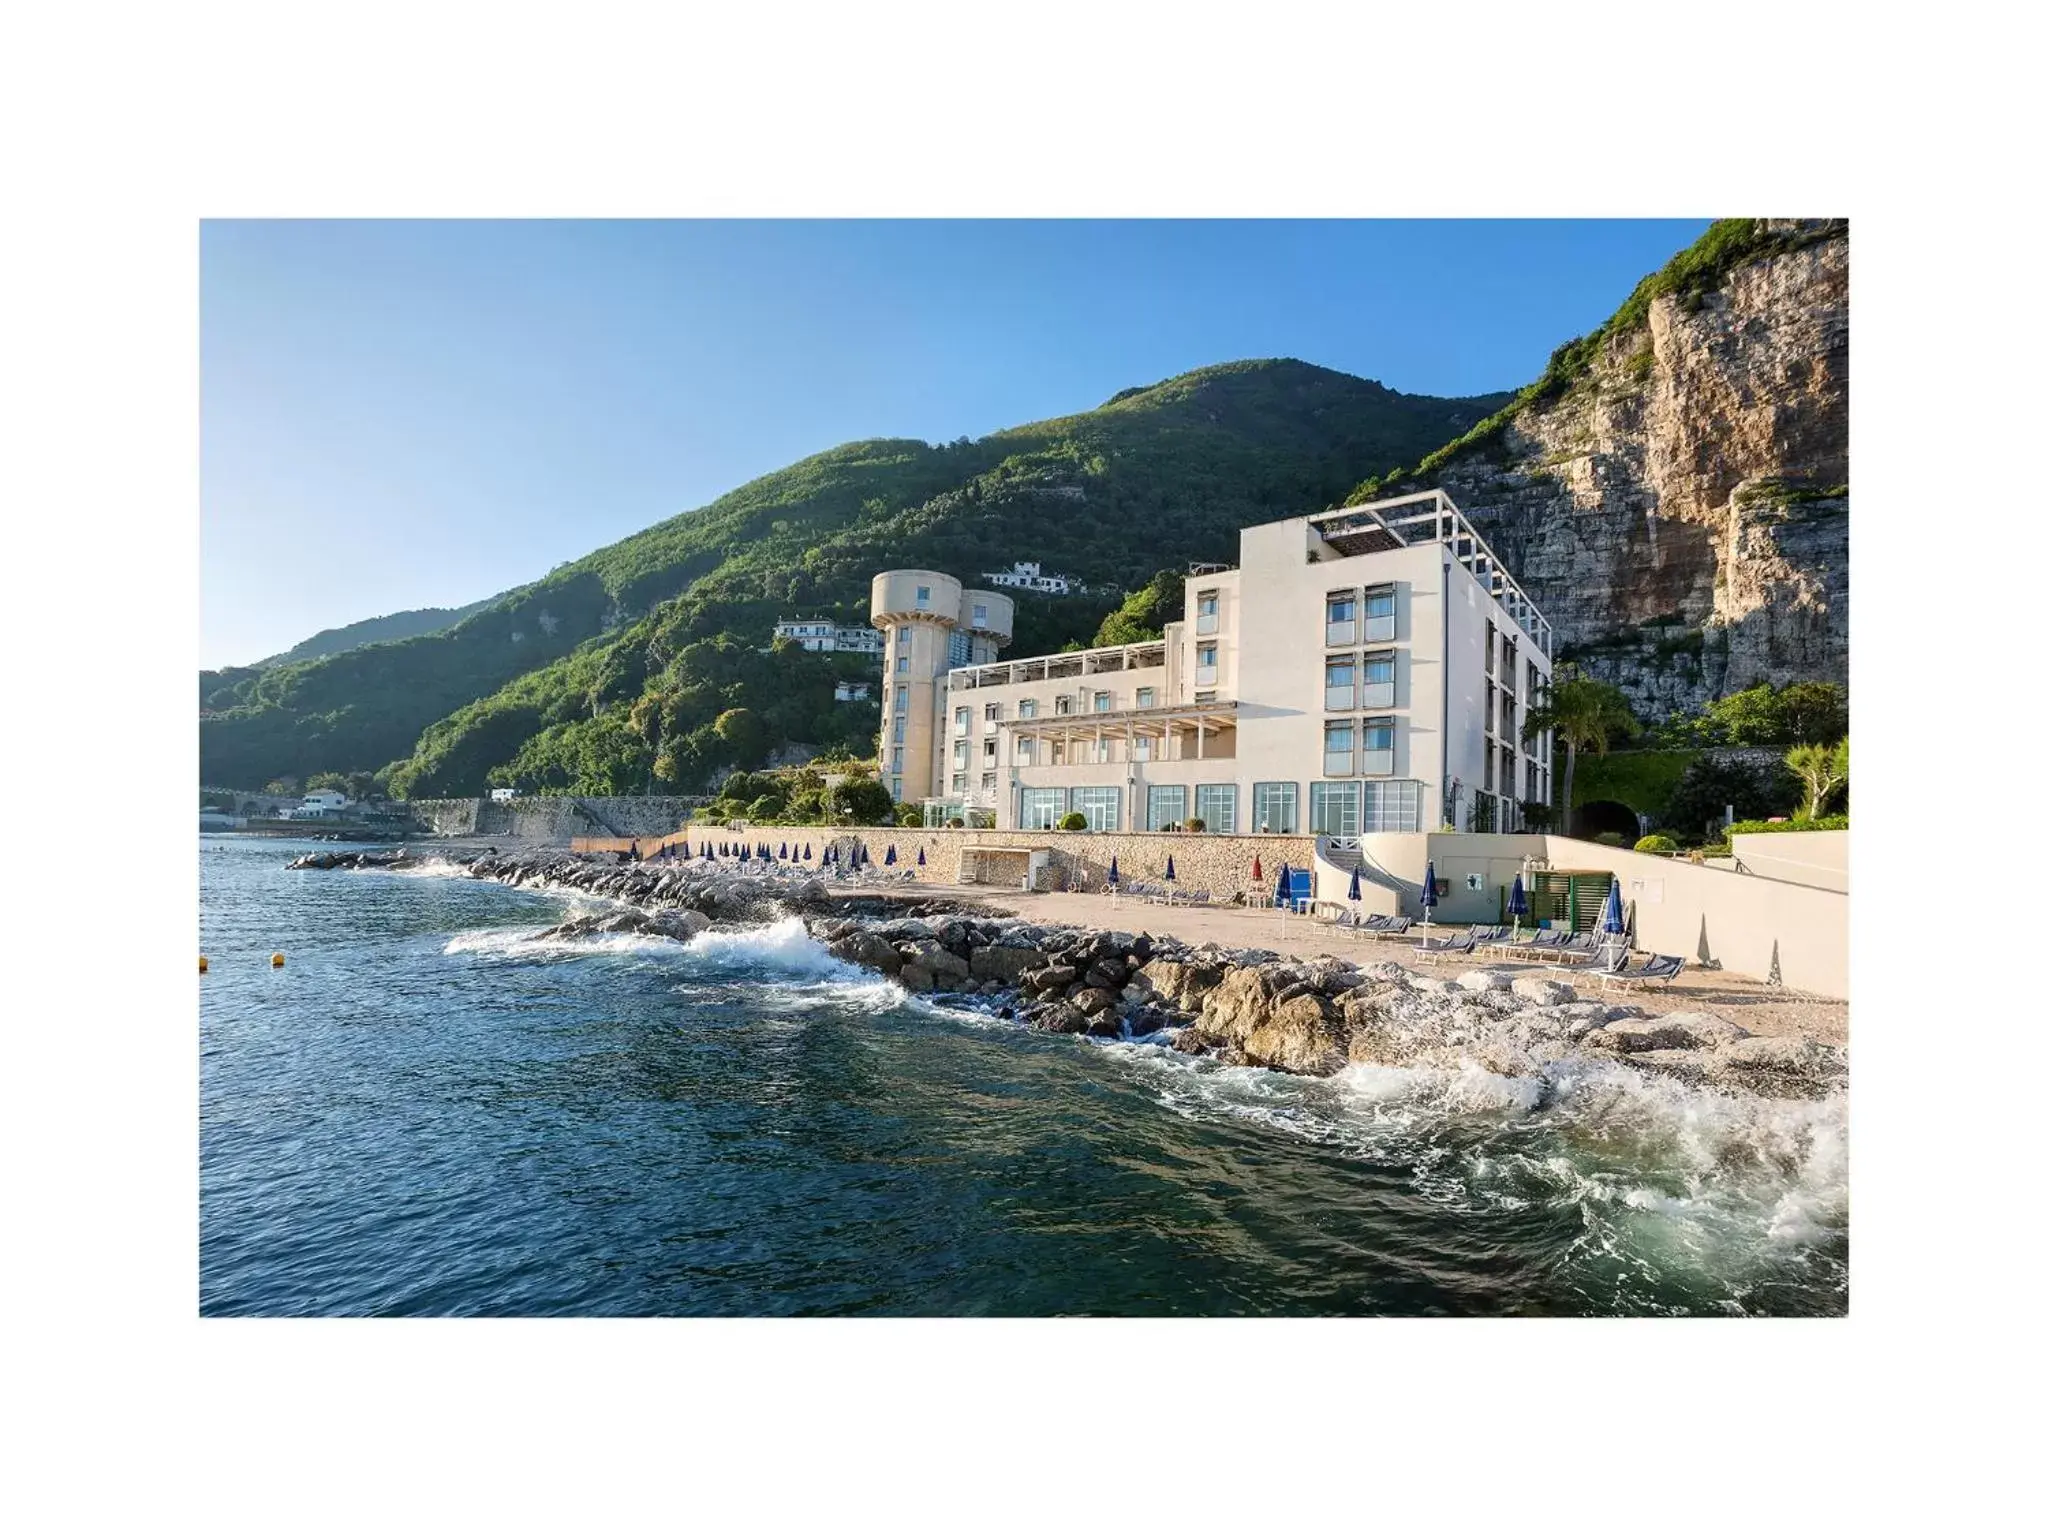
[294,850,1847,1102]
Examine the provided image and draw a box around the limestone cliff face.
[1424,220,1847,719]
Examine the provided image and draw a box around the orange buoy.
[270,952,285,968]
[199,956,209,974]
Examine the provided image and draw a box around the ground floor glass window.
[1195,783,1237,833]
[1252,781,1298,834]
[1146,783,1187,831]
[1310,780,1360,837]
[1070,786,1120,831]
[1019,788,1065,829]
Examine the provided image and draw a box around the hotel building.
[770,617,886,656]
[872,490,1553,836]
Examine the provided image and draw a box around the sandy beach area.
[841,880,1849,1047]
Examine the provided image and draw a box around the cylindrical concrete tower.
[872,571,964,806]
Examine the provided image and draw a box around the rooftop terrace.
[1309,490,1552,656]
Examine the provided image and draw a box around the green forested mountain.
[256,598,497,667]
[199,359,1508,794]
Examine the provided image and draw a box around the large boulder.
[1654,1011,1751,1049]
[898,963,936,993]
[1582,1021,1695,1055]
[1071,987,1118,1017]
[1138,957,1227,1011]
[970,942,1046,984]
[829,931,903,975]
[1510,974,1575,1007]
[1033,1004,1090,1035]
[1626,1048,1716,1085]
[1452,969,1512,993]
[1242,991,1346,1075]
[1193,965,1280,1048]
[1706,1035,1847,1097]
[1020,963,1079,997]
[900,938,970,979]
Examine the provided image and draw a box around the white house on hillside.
[980,561,1081,596]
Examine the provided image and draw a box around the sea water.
[199,837,1848,1316]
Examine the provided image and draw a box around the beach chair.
[1415,927,1479,956]
[1363,915,1413,941]
[1597,954,1685,993]
[1551,944,1634,981]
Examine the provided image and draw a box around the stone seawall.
[406,796,709,843]
[737,825,1317,895]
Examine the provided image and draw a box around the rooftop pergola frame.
[950,639,1168,691]
[1309,489,1554,657]
[1002,699,1239,762]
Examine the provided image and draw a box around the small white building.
[280,788,352,821]
[771,618,886,656]
[980,561,1080,596]
[834,680,873,702]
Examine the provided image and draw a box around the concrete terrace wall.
[1729,830,1848,892]
[1544,834,1846,998]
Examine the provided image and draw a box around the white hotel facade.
[872,490,1554,837]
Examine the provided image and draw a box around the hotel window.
[1050,739,1065,765]
[1360,717,1394,776]
[1071,786,1120,832]
[972,603,988,626]
[1196,589,1220,635]
[1195,783,1238,834]
[954,707,970,735]
[983,739,997,763]
[1324,654,1356,712]
[1310,780,1361,837]
[1485,621,1496,675]
[952,741,969,769]
[1194,690,1216,706]
[1093,690,1112,713]
[1055,695,1073,716]
[1484,682,1495,738]
[1362,584,1396,643]
[984,701,1001,723]
[1016,738,1035,765]
[1132,734,1152,761]
[1502,639,1518,689]
[1146,784,1187,831]
[1196,642,1218,686]
[1484,748,1495,793]
[1499,693,1515,742]
[892,716,905,743]
[1323,720,1355,778]
[915,585,931,608]
[1247,780,1294,834]
[1501,744,1517,797]
[951,774,967,793]
[1325,591,1357,647]
[891,777,903,800]
[897,626,911,644]
[1360,651,1395,709]
[1526,760,1540,803]
[891,747,904,772]
[1359,779,1422,833]
[1019,697,1038,719]
[1136,686,1156,709]
[1020,788,1065,829]
[894,685,908,711]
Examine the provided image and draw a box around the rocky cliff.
[1385,219,1848,719]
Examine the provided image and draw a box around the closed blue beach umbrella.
[917,847,926,866]
[1347,864,1362,903]
[1420,859,1438,914]
[1508,872,1529,937]
[1601,876,1625,934]
[1107,855,1120,887]
[885,845,897,865]
[1275,861,1290,906]
[779,842,788,860]
[1164,854,1177,882]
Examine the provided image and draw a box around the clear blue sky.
[201,218,1710,667]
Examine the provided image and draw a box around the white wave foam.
[366,858,470,880]
[680,916,852,977]
[442,926,691,961]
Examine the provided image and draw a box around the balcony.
[1325,618,1356,647]
[1324,684,1354,711]
[1359,680,1394,710]
[1360,748,1394,776]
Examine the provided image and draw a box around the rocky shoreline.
[291,847,1848,1102]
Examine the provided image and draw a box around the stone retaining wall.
[406,796,709,842]
[738,825,1316,895]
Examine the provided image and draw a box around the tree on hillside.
[1521,666,1639,833]
[1092,570,1185,647]
[712,707,767,769]
[1786,738,1849,820]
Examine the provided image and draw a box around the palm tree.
[1785,738,1848,820]
[1521,666,1639,835]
